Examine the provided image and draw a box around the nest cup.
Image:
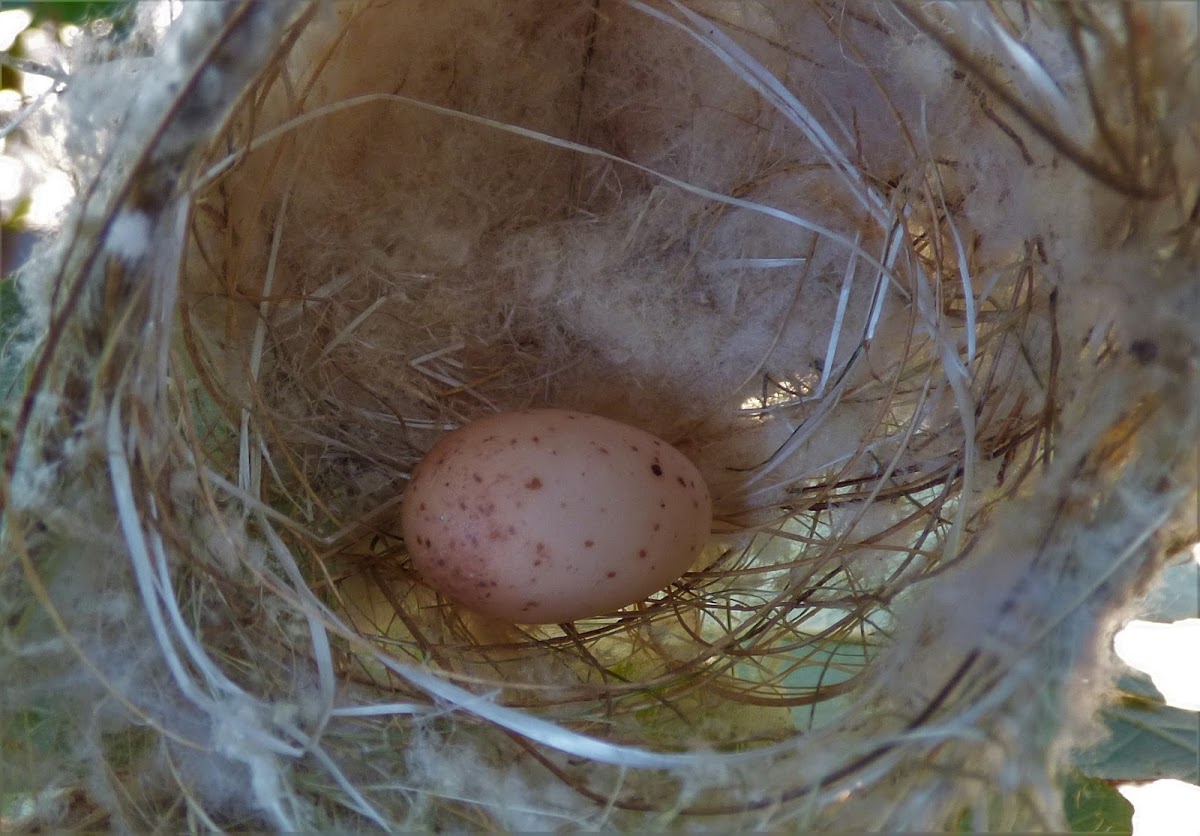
[4,0,1199,830]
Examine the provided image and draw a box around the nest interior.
[185,0,1047,741]
[3,0,1199,831]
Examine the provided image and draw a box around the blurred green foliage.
[950,771,1135,834]
[1063,772,1135,835]
[1077,675,1200,784]
[13,1,129,27]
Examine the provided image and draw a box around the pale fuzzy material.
[3,0,1199,832]
[183,0,1053,528]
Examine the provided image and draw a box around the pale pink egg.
[401,409,712,623]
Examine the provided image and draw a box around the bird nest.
[3,0,1198,830]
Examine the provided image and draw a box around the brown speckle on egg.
[651,463,663,476]
[525,477,543,490]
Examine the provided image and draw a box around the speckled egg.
[400,409,712,623]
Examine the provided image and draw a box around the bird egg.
[401,409,712,623]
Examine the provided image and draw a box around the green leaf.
[18,1,130,27]
[1062,771,1134,834]
[1134,557,1200,623]
[0,275,21,325]
[0,276,27,406]
[1075,675,1200,783]
[101,726,155,771]
[5,707,69,757]
[949,772,1135,833]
